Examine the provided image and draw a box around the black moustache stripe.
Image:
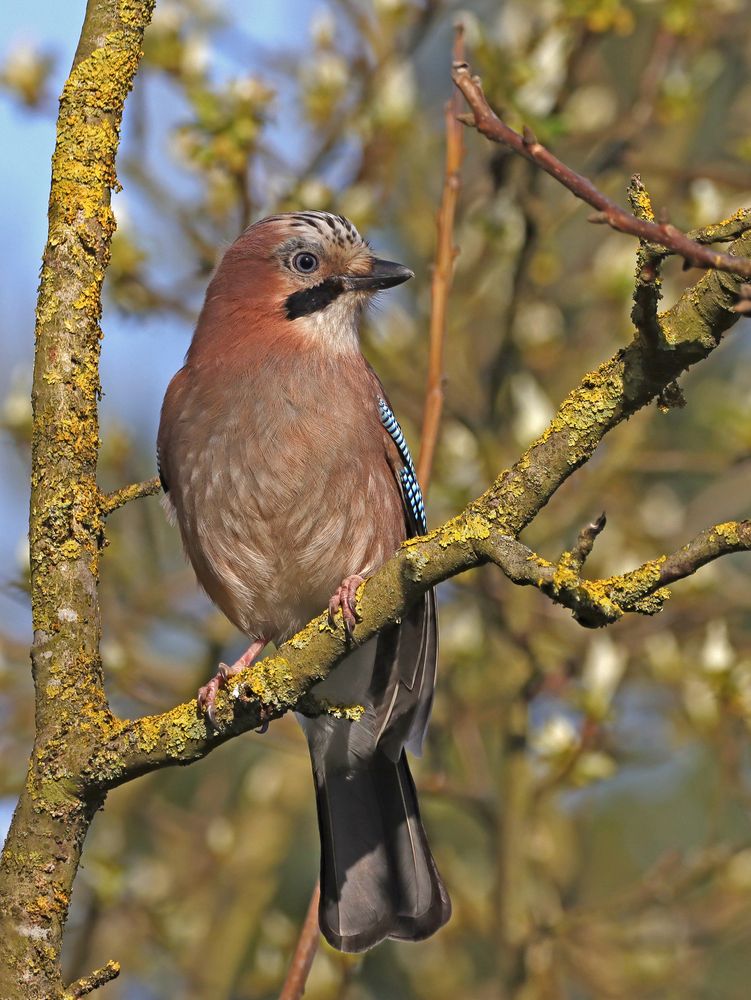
[285,277,346,319]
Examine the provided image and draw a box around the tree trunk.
[0,2,154,995]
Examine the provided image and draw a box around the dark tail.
[312,748,451,953]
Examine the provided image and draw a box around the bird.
[157,210,450,952]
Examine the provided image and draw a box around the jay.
[157,211,450,952]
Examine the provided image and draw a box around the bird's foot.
[328,574,365,640]
[197,637,266,728]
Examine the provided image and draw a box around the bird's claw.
[197,661,232,729]
[197,639,269,729]
[328,574,365,640]
[197,639,268,729]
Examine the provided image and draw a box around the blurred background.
[3,0,751,997]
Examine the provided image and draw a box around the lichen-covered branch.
[478,520,751,628]
[94,511,748,784]
[451,62,751,278]
[101,474,161,515]
[64,960,120,999]
[657,520,751,584]
[628,175,663,342]
[667,209,751,255]
[88,515,483,782]
[469,221,751,540]
[0,2,155,997]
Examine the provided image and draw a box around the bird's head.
[193,212,413,357]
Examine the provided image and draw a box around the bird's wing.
[370,391,438,761]
[156,367,192,521]
[156,443,169,493]
[376,395,427,534]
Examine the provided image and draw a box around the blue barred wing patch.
[378,397,427,534]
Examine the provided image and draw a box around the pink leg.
[197,637,267,728]
[328,574,365,639]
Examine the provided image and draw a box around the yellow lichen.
[714,521,741,546]
[288,616,329,649]
[119,0,155,29]
[310,699,365,722]
[616,555,666,598]
[437,511,492,548]
[699,207,749,242]
[58,540,82,560]
[628,180,656,223]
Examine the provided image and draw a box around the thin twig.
[279,883,321,1000]
[569,512,607,571]
[451,63,751,278]
[416,24,465,490]
[101,475,161,515]
[64,960,120,999]
[487,17,592,415]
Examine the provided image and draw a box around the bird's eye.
[292,252,319,274]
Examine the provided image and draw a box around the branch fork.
[451,62,751,278]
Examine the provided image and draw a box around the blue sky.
[0,0,315,403]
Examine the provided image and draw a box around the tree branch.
[669,209,751,254]
[417,24,465,490]
[0,2,155,996]
[278,884,321,1000]
[628,175,663,342]
[451,62,751,278]
[569,512,607,571]
[101,475,161,515]
[64,961,120,999]
[479,520,751,628]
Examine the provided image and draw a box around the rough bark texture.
[2,2,750,995]
[0,2,155,997]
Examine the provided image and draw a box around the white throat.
[302,295,363,354]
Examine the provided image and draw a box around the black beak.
[342,258,414,292]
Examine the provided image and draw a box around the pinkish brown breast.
[158,347,406,642]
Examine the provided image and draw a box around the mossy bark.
[0,2,154,997]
